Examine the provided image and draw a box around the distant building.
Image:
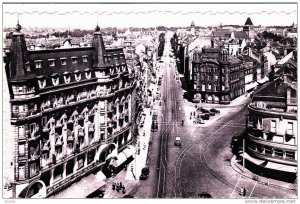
[243,17,255,39]
[245,59,297,180]
[189,48,245,103]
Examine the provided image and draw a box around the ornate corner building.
[3,24,137,198]
[245,60,297,181]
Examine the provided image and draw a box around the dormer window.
[63,72,71,84]
[51,74,59,86]
[25,62,31,72]
[48,59,56,67]
[82,56,88,63]
[71,57,78,64]
[34,60,42,69]
[85,68,91,79]
[74,71,81,82]
[60,58,67,66]
[37,76,46,89]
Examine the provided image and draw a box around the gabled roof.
[244,17,253,26]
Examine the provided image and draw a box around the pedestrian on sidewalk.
[122,187,126,194]
[120,182,123,189]
[112,182,116,191]
[116,183,120,193]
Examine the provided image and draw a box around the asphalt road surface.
[131,32,296,199]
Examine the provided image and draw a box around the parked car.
[193,118,204,124]
[123,195,134,198]
[209,111,215,116]
[201,113,210,120]
[174,137,181,146]
[210,108,220,113]
[197,192,213,198]
[201,108,210,113]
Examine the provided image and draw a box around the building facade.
[3,24,137,198]
[245,60,297,180]
[190,48,245,103]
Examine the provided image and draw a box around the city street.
[130,32,297,199]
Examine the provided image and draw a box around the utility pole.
[243,138,245,173]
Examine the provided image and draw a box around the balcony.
[285,129,294,137]
[55,121,63,128]
[269,128,277,134]
[41,158,51,168]
[29,154,40,162]
[78,128,85,137]
[43,126,50,132]
[78,114,84,121]
[119,113,125,120]
[88,123,95,132]
[80,143,85,150]
[89,90,97,98]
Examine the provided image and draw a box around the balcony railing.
[88,123,95,132]
[78,128,85,137]
[41,158,51,168]
[29,154,40,162]
[285,129,294,137]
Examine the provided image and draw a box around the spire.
[95,12,100,32]
[9,21,35,81]
[92,17,106,68]
[15,13,22,32]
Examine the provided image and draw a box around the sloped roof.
[244,17,253,26]
[232,31,249,39]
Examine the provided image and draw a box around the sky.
[2,3,298,29]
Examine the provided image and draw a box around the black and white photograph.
[1,1,298,201]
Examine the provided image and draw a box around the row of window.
[194,84,225,91]
[38,71,91,88]
[12,85,35,94]
[248,142,296,160]
[249,117,295,133]
[34,56,88,69]
[198,75,219,81]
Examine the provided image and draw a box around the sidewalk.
[102,102,156,198]
[231,155,297,191]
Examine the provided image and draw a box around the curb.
[230,155,297,191]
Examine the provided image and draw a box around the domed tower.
[92,24,106,68]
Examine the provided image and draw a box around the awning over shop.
[242,152,267,166]
[264,161,297,173]
[122,145,136,158]
[110,152,127,168]
[51,174,106,198]
[242,152,297,173]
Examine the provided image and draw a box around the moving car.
[174,137,181,146]
[139,167,150,180]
